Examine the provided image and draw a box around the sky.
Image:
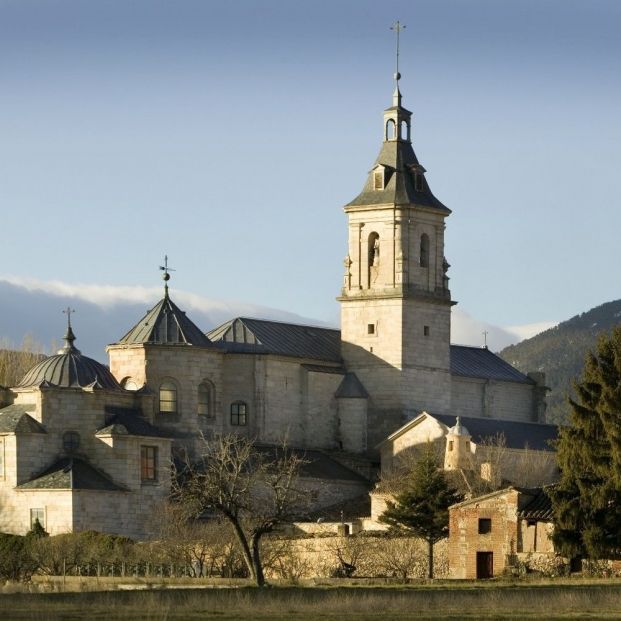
[1,0,620,351]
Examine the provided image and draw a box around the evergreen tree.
[379,446,462,578]
[550,325,621,561]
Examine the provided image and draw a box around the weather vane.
[63,307,75,329]
[390,20,406,83]
[159,255,176,295]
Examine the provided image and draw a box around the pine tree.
[379,446,462,578]
[550,325,621,561]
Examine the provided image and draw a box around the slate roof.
[335,373,369,399]
[450,345,534,384]
[0,404,46,434]
[305,493,372,521]
[518,487,554,521]
[432,414,558,452]
[97,406,169,438]
[17,328,122,391]
[17,458,126,492]
[254,446,369,483]
[116,294,212,347]
[207,317,342,363]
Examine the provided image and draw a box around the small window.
[386,119,396,140]
[198,382,213,417]
[420,233,430,268]
[30,508,45,530]
[478,518,492,534]
[448,440,454,452]
[230,402,247,426]
[374,171,383,190]
[415,171,424,192]
[367,323,375,335]
[141,446,158,482]
[62,431,80,453]
[400,120,409,140]
[159,381,177,414]
[424,325,430,336]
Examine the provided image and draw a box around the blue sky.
[1,0,620,348]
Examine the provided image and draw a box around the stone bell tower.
[339,71,454,438]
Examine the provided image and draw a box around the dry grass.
[2,583,621,620]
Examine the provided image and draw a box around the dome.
[16,325,122,391]
[448,416,470,437]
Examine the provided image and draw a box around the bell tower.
[339,60,454,441]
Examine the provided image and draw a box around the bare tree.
[0,335,46,388]
[174,435,307,587]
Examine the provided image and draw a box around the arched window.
[368,232,380,268]
[385,119,396,140]
[198,382,213,417]
[159,381,177,414]
[122,377,139,391]
[400,120,409,141]
[230,401,247,426]
[420,233,430,268]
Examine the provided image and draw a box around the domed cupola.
[17,314,122,391]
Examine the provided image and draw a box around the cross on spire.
[159,254,176,296]
[390,20,406,84]
[63,307,75,329]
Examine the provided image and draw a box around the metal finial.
[390,21,406,83]
[63,307,75,329]
[159,255,176,296]
[483,330,489,349]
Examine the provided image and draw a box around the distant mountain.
[499,300,621,425]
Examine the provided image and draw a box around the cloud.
[504,321,558,342]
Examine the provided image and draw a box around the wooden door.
[476,552,493,579]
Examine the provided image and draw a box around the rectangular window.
[367,323,375,335]
[141,446,158,482]
[424,325,430,336]
[478,518,492,534]
[30,508,45,530]
[374,171,383,190]
[230,402,247,426]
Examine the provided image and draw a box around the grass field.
[3,583,621,620]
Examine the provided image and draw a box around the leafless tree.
[173,435,307,586]
[0,335,46,388]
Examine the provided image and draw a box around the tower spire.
[59,307,79,354]
[390,20,406,107]
[159,255,175,298]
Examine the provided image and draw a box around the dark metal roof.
[335,373,369,399]
[450,345,534,384]
[17,330,122,391]
[97,406,169,438]
[346,138,449,213]
[0,404,46,434]
[254,446,369,483]
[116,294,212,347]
[518,487,554,521]
[432,414,558,451]
[17,457,127,492]
[207,317,341,363]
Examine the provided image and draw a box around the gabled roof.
[346,139,449,213]
[207,317,341,363]
[450,345,534,384]
[97,406,169,438]
[518,486,554,521]
[383,412,557,452]
[0,404,46,434]
[335,373,369,399]
[17,457,126,492]
[116,294,212,347]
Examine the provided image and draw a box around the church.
[0,74,556,538]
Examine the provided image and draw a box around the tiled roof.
[432,414,558,452]
[17,458,126,492]
[450,345,534,384]
[518,486,554,521]
[207,317,341,363]
[0,404,46,434]
[116,294,212,347]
